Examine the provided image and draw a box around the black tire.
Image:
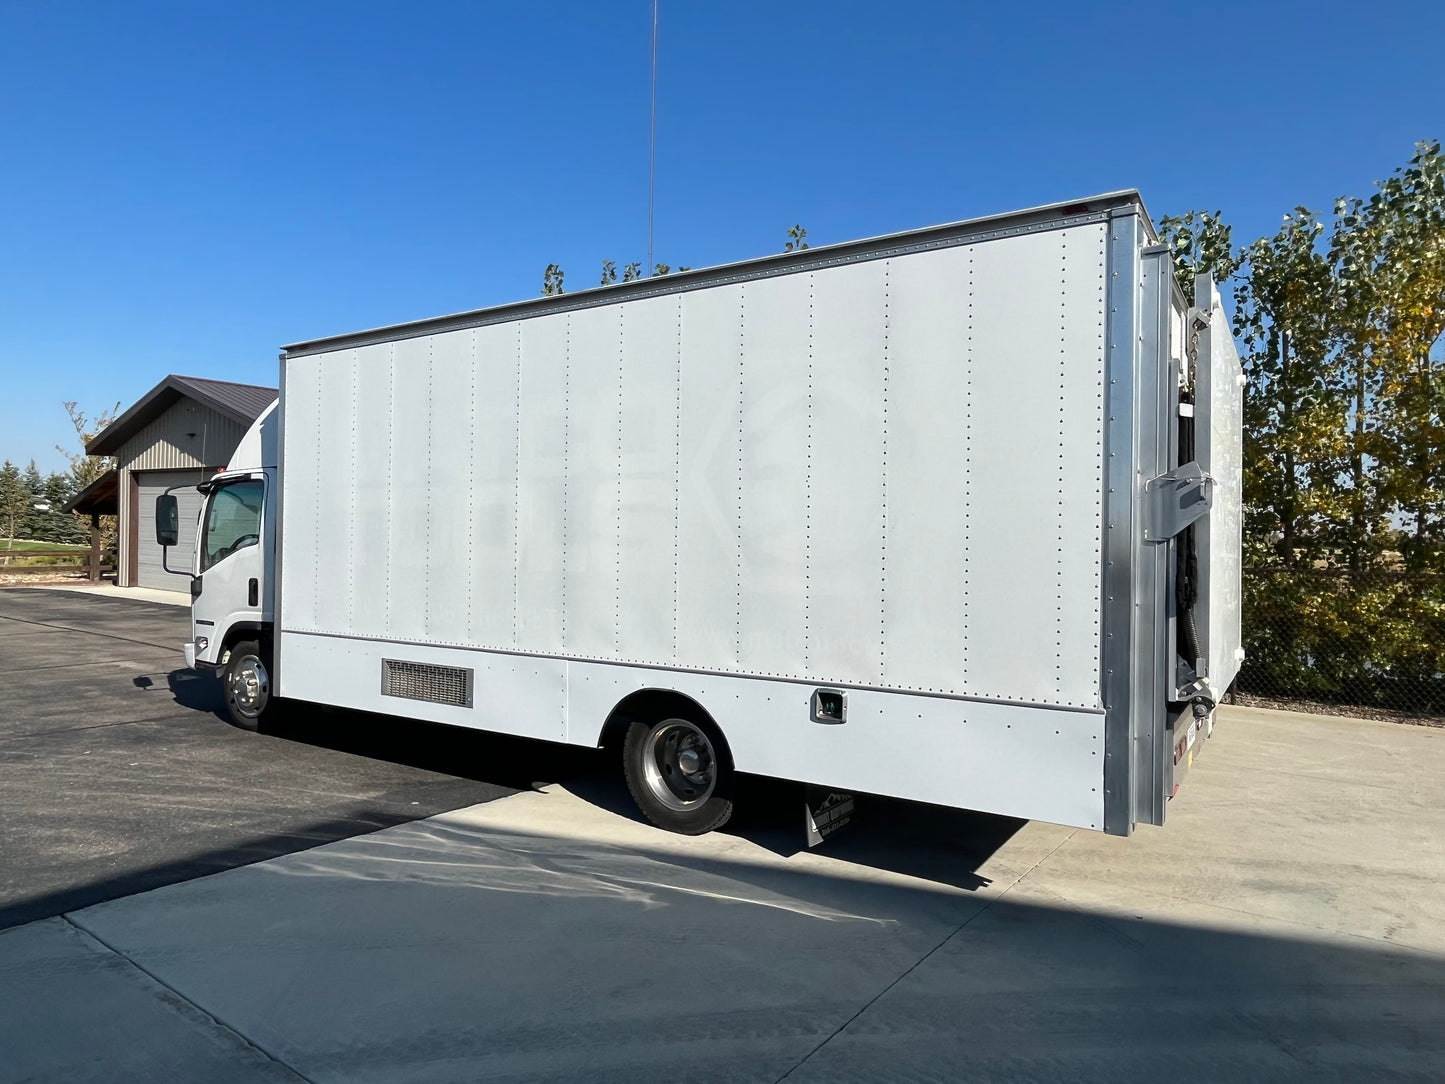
[222,638,276,732]
[623,715,734,835]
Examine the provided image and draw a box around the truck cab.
[156,403,278,728]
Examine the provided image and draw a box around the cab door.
[193,474,267,665]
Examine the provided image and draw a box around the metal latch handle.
[1144,462,1213,542]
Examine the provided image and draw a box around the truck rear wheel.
[223,638,275,732]
[623,716,734,835]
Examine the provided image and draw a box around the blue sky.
[2,0,1442,473]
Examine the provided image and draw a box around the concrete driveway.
[0,588,574,930]
[2,690,1442,1081]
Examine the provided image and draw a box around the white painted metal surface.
[1196,275,1245,698]
[280,631,568,744]
[276,629,1106,830]
[280,222,1109,707]
[270,196,1231,829]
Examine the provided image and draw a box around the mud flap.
[804,787,856,847]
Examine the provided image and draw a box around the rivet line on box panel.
[467,331,477,642]
[804,275,814,670]
[562,315,570,649]
[349,349,358,627]
[314,356,322,627]
[426,336,433,636]
[1095,229,1106,667]
[880,260,890,681]
[737,285,745,664]
[1058,232,1066,695]
[673,295,681,662]
[964,248,973,686]
[617,307,624,657]
[386,342,395,628]
[513,323,522,647]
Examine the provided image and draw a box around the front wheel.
[623,716,735,835]
[222,638,276,731]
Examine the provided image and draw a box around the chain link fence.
[1237,567,1445,720]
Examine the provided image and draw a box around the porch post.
[89,513,101,582]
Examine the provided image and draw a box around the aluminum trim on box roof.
[281,190,1151,358]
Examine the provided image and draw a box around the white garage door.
[136,470,211,591]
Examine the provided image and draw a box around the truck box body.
[272,191,1242,835]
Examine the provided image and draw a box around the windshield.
[201,479,264,571]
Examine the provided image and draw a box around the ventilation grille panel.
[381,659,473,708]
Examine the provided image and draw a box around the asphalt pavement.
[0,587,593,930]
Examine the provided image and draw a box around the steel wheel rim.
[230,656,269,718]
[641,719,717,811]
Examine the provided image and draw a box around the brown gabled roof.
[87,375,278,455]
[61,468,119,516]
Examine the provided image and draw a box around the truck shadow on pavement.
[163,666,1015,894]
[165,667,228,718]
[163,666,604,787]
[564,772,1013,893]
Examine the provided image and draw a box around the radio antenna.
[646,0,658,276]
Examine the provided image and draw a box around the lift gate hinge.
[1143,461,1214,542]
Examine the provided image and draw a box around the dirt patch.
[0,570,100,587]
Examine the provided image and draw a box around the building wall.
[117,398,249,472]
[116,398,247,587]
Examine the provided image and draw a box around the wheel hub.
[231,657,269,716]
[641,720,717,811]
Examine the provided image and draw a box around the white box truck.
[157,191,1243,837]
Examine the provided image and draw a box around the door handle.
[248,578,258,607]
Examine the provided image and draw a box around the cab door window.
[202,479,264,571]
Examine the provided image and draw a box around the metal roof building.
[85,375,277,591]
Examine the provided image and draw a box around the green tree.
[1234,207,1351,568]
[1158,210,1239,301]
[785,225,809,252]
[1165,138,1445,710]
[1339,141,1445,571]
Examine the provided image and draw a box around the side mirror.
[155,494,179,547]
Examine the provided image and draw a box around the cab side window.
[202,480,264,571]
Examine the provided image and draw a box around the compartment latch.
[1144,462,1214,542]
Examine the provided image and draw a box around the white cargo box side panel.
[566,303,624,661]
[281,218,1110,710]
[880,227,1106,706]
[308,349,356,632]
[807,260,889,683]
[882,247,972,691]
[423,329,476,642]
[469,322,523,649]
[617,294,682,666]
[738,273,810,678]
[676,285,743,670]
[518,315,568,649]
[387,336,433,644]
